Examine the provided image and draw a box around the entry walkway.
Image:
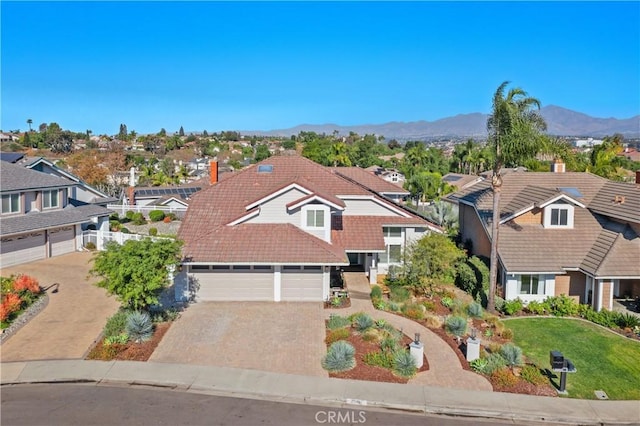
[328,272,492,391]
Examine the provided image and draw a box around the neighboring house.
[0,133,20,143]
[1,152,116,205]
[0,162,111,267]
[365,166,406,187]
[447,169,640,312]
[332,166,409,204]
[175,155,442,302]
[442,173,484,191]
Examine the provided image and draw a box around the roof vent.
[257,165,273,173]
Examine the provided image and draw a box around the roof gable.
[0,161,75,192]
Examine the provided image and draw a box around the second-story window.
[550,208,568,226]
[1,193,20,214]
[306,209,324,227]
[43,189,59,209]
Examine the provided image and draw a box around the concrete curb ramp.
[2,360,639,425]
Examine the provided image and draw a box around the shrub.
[445,316,467,339]
[132,212,146,225]
[125,210,135,220]
[109,220,121,231]
[491,368,518,387]
[393,351,417,378]
[502,299,523,316]
[525,300,546,315]
[354,313,374,332]
[380,336,400,353]
[441,296,454,309]
[363,350,395,369]
[163,216,172,223]
[500,343,523,368]
[521,364,548,385]
[326,328,350,344]
[85,241,97,250]
[424,314,442,328]
[322,341,356,372]
[104,332,129,346]
[373,299,387,310]
[494,296,506,313]
[402,303,424,320]
[484,352,507,375]
[104,310,128,339]
[547,295,579,317]
[149,210,165,222]
[362,328,383,343]
[390,286,410,303]
[370,285,383,299]
[501,328,514,340]
[375,319,387,328]
[387,302,401,312]
[120,227,130,234]
[149,227,158,236]
[614,312,640,329]
[109,212,120,221]
[470,357,489,374]
[327,314,351,330]
[422,300,436,312]
[166,212,177,221]
[467,301,483,318]
[13,275,41,294]
[126,311,154,343]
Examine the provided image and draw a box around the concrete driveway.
[0,252,120,361]
[149,302,328,377]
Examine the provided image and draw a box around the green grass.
[507,317,640,400]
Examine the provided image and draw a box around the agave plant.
[322,341,356,372]
[393,350,417,378]
[500,343,523,369]
[126,311,153,343]
[445,316,468,343]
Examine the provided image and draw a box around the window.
[191,265,210,270]
[380,244,402,263]
[43,190,59,209]
[253,265,272,270]
[304,266,322,271]
[2,194,20,214]
[550,208,568,226]
[519,275,544,295]
[211,265,230,270]
[232,265,251,270]
[306,209,324,227]
[383,227,401,238]
[283,265,301,270]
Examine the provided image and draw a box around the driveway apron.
[150,302,328,377]
[1,252,120,361]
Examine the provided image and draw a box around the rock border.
[0,293,49,344]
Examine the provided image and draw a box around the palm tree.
[26,119,33,132]
[486,81,547,312]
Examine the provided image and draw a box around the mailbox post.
[550,350,577,394]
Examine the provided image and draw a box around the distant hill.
[242,106,639,140]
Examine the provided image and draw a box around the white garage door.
[50,226,75,257]
[191,266,274,301]
[281,266,324,301]
[0,232,46,267]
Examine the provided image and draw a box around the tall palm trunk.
[487,173,502,313]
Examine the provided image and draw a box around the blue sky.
[2,1,639,135]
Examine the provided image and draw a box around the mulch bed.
[86,322,171,361]
[492,377,558,397]
[324,298,352,309]
[327,329,429,384]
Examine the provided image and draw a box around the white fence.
[106,204,188,219]
[81,230,167,251]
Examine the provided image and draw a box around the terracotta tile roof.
[331,167,409,194]
[183,223,348,264]
[331,216,428,252]
[449,171,640,277]
[179,154,436,263]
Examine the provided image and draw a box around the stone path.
[326,272,492,391]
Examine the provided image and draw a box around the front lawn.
[507,317,640,400]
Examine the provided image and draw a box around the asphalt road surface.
[1,383,518,426]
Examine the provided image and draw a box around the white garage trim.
[0,232,46,267]
[49,226,76,257]
[281,265,324,301]
[190,265,274,301]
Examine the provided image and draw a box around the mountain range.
[242,105,639,140]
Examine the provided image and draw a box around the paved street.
[150,301,328,377]
[0,252,120,361]
[0,384,515,426]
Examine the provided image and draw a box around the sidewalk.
[2,360,638,425]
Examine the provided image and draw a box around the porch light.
[414,333,420,344]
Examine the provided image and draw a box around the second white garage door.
[49,226,76,257]
[192,266,274,301]
[281,266,324,301]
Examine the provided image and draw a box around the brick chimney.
[127,186,135,206]
[551,158,565,173]
[636,170,640,185]
[210,160,218,185]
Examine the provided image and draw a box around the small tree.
[90,238,183,310]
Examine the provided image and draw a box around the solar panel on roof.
[443,175,462,182]
[0,152,25,163]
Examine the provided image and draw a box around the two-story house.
[447,169,640,312]
[0,162,111,267]
[174,155,441,302]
